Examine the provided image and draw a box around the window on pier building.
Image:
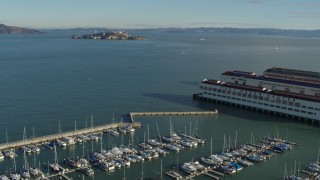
[248,94,252,98]
[259,96,263,100]
[253,95,258,99]
[300,90,305,95]
[235,81,238,84]
[294,103,300,107]
[264,97,269,101]
[237,92,241,96]
[282,101,287,105]
[288,102,294,106]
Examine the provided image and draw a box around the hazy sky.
[1,0,320,29]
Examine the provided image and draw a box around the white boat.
[62,137,76,145]
[120,146,133,154]
[0,152,4,160]
[110,147,123,157]
[180,162,197,172]
[148,139,161,146]
[190,161,205,170]
[29,166,40,176]
[209,154,223,163]
[20,168,30,179]
[78,158,89,167]
[29,144,41,153]
[155,147,169,155]
[56,139,67,147]
[238,158,253,166]
[80,167,94,176]
[9,172,20,180]
[88,134,99,140]
[0,175,9,180]
[101,150,116,159]
[78,134,90,141]
[22,146,32,153]
[97,161,115,171]
[3,149,15,158]
[180,140,192,147]
[130,154,144,162]
[201,157,218,166]
[166,144,180,152]
[115,158,131,166]
[93,152,106,161]
[124,125,135,133]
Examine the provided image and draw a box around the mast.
[58,120,61,133]
[235,131,238,149]
[210,137,213,156]
[147,123,150,141]
[156,121,161,143]
[160,158,163,179]
[100,132,103,152]
[112,113,115,123]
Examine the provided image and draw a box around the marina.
[1,30,320,180]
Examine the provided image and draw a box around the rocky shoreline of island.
[71,31,144,40]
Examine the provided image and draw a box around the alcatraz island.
[72,31,144,40]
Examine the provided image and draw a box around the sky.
[1,0,320,30]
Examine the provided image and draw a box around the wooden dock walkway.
[0,122,140,151]
[129,110,218,122]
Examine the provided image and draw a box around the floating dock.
[0,122,140,151]
[129,110,218,122]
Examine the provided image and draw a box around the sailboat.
[10,149,21,180]
[49,145,62,173]
[20,148,31,179]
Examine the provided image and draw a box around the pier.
[0,122,140,151]
[129,110,218,122]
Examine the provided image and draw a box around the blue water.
[0,31,319,179]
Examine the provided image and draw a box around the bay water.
[0,31,319,179]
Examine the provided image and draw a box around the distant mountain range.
[63,27,320,38]
[140,27,320,37]
[1,23,320,37]
[0,24,42,34]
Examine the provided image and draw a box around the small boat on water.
[209,154,223,163]
[148,139,161,146]
[110,147,123,157]
[189,160,205,171]
[306,163,320,173]
[201,157,218,166]
[0,152,4,160]
[155,147,169,155]
[130,154,144,162]
[3,149,15,158]
[78,134,90,142]
[218,165,236,174]
[21,146,32,153]
[62,137,76,145]
[19,168,30,179]
[97,161,115,171]
[79,167,94,176]
[166,144,180,152]
[237,158,253,166]
[180,162,197,173]
[56,139,67,147]
[9,172,20,180]
[88,134,99,140]
[230,161,243,171]
[0,174,9,180]
[165,170,183,180]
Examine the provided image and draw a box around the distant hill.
[0,24,42,34]
[139,27,320,37]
